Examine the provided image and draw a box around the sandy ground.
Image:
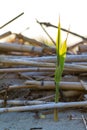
[0,109,87,130]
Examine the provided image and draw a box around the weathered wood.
[17,34,48,47]
[0,57,87,72]
[0,100,46,106]
[0,58,87,72]
[5,81,85,91]
[0,67,54,73]
[0,57,55,67]
[0,31,12,40]
[25,80,85,91]
[21,54,87,63]
[0,55,87,62]
[66,55,87,62]
[0,42,43,54]
[0,101,87,113]
[37,21,86,39]
[64,63,87,72]
[72,62,87,66]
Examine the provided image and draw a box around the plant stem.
[54,108,58,121]
[54,82,59,121]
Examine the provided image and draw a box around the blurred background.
[0,0,87,46]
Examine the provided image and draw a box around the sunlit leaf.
[60,40,67,56]
[59,40,67,74]
[56,18,61,65]
[54,17,68,121]
[55,18,67,102]
[55,66,61,83]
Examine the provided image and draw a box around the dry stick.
[0,56,87,72]
[18,72,33,80]
[0,42,55,55]
[35,94,55,101]
[72,62,87,66]
[1,54,87,63]
[38,22,86,40]
[0,12,24,29]
[0,66,86,74]
[36,20,56,45]
[0,42,43,53]
[16,33,48,47]
[6,81,86,91]
[0,57,87,73]
[0,100,46,106]
[0,57,55,67]
[71,117,87,120]
[0,67,55,73]
[0,101,87,113]
[38,22,87,50]
[65,55,87,62]
[27,54,87,62]
[41,24,56,45]
[65,63,87,72]
[0,31,12,39]
[20,71,51,77]
[82,115,87,130]
[24,81,85,91]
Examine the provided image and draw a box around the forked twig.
[38,22,86,40]
[36,21,87,50]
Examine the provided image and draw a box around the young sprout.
[54,18,68,121]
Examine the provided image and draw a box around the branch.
[38,22,86,40]
[0,12,24,29]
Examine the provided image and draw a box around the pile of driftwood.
[0,13,87,115]
[0,29,87,114]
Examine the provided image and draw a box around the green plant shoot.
[54,18,68,121]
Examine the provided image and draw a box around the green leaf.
[60,40,67,56]
[59,40,67,74]
[55,66,61,83]
[54,17,68,121]
[55,18,67,103]
[56,18,61,65]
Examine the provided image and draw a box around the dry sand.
[0,109,87,130]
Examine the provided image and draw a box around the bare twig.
[18,72,33,80]
[38,22,86,40]
[82,115,87,130]
[35,94,54,101]
[36,19,56,45]
[0,99,46,106]
[0,101,87,113]
[0,12,24,29]
[36,21,87,50]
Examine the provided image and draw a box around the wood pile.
[0,29,87,114]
